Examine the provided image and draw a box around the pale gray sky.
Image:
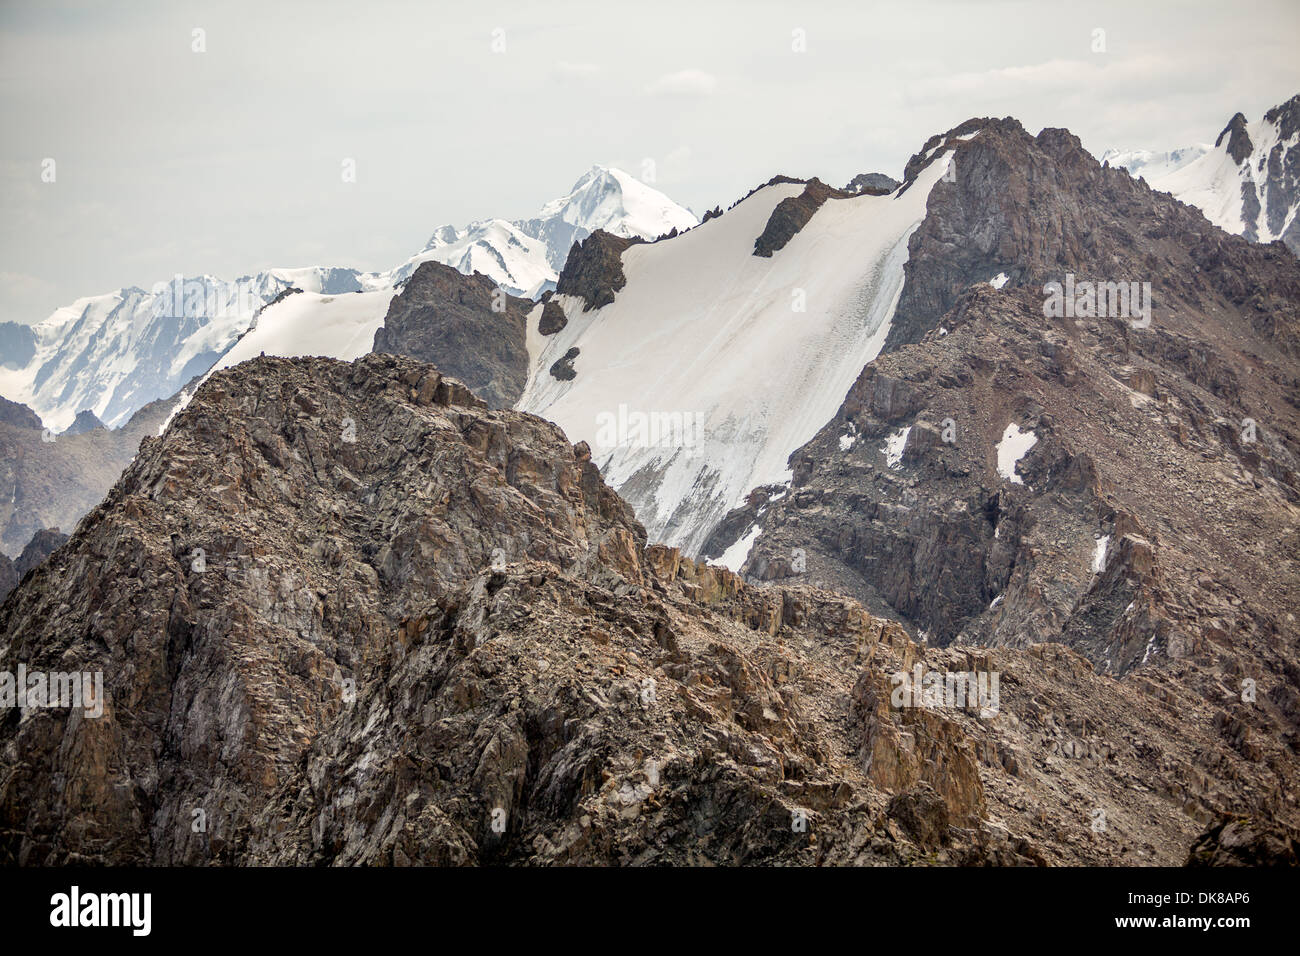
[2,0,1297,325]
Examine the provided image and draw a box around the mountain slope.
[517,157,954,556]
[0,167,695,434]
[1106,93,1300,256]
[704,118,1300,693]
[0,268,363,432]
[0,391,175,556]
[2,352,1288,865]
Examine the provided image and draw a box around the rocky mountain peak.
[1108,93,1300,256]
[4,350,1288,865]
[713,110,1300,726]
[372,260,532,409]
[0,395,42,430]
[63,409,104,436]
[844,171,900,195]
[1263,92,1300,139]
[553,229,640,311]
[1215,111,1254,164]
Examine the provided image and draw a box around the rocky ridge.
[1,353,1281,865]
[372,261,533,410]
[0,391,175,556]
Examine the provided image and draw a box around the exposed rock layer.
[2,354,1283,865]
[372,261,532,409]
[0,393,174,557]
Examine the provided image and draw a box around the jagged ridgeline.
[3,97,1299,867]
[1,353,1295,865]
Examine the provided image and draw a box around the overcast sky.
[2,0,1297,326]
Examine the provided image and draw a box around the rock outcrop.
[883,117,1300,354]
[753,178,849,257]
[0,393,175,557]
[538,299,568,335]
[1254,94,1300,251]
[3,352,1279,866]
[555,230,641,311]
[1186,816,1300,866]
[372,261,532,409]
[844,172,900,195]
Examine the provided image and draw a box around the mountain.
[62,409,105,436]
[3,110,1299,866]
[1098,145,1209,182]
[1105,93,1300,256]
[516,163,948,555]
[0,168,695,434]
[380,166,698,297]
[701,117,1300,685]
[2,351,1285,865]
[0,267,364,432]
[0,391,176,555]
[372,262,534,409]
[0,526,67,601]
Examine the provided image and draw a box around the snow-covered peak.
[0,266,361,431]
[365,166,697,299]
[3,166,698,431]
[535,165,698,242]
[1100,145,1210,183]
[382,218,555,297]
[1105,93,1300,254]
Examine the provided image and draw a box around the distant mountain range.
[1104,93,1300,255]
[4,95,1300,865]
[0,166,696,432]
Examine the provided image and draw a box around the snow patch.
[1092,534,1110,573]
[884,426,911,468]
[989,272,1009,289]
[996,424,1037,484]
[209,290,394,374]
[716,524,761,572]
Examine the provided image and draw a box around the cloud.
[553,61,600,81]
[665,145,693,166]
[646,69,717,97]
[903,54,1217,106]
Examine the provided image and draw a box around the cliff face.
[883,119,1300,355]
[1257,94,1300,253]
[372,260,533,410]
[752,178,849,257]
[3,352,1281,866]
[725,118,1300,664]
[0,392,175,557]
[698,120,1300,849]
[554,230,640,311]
